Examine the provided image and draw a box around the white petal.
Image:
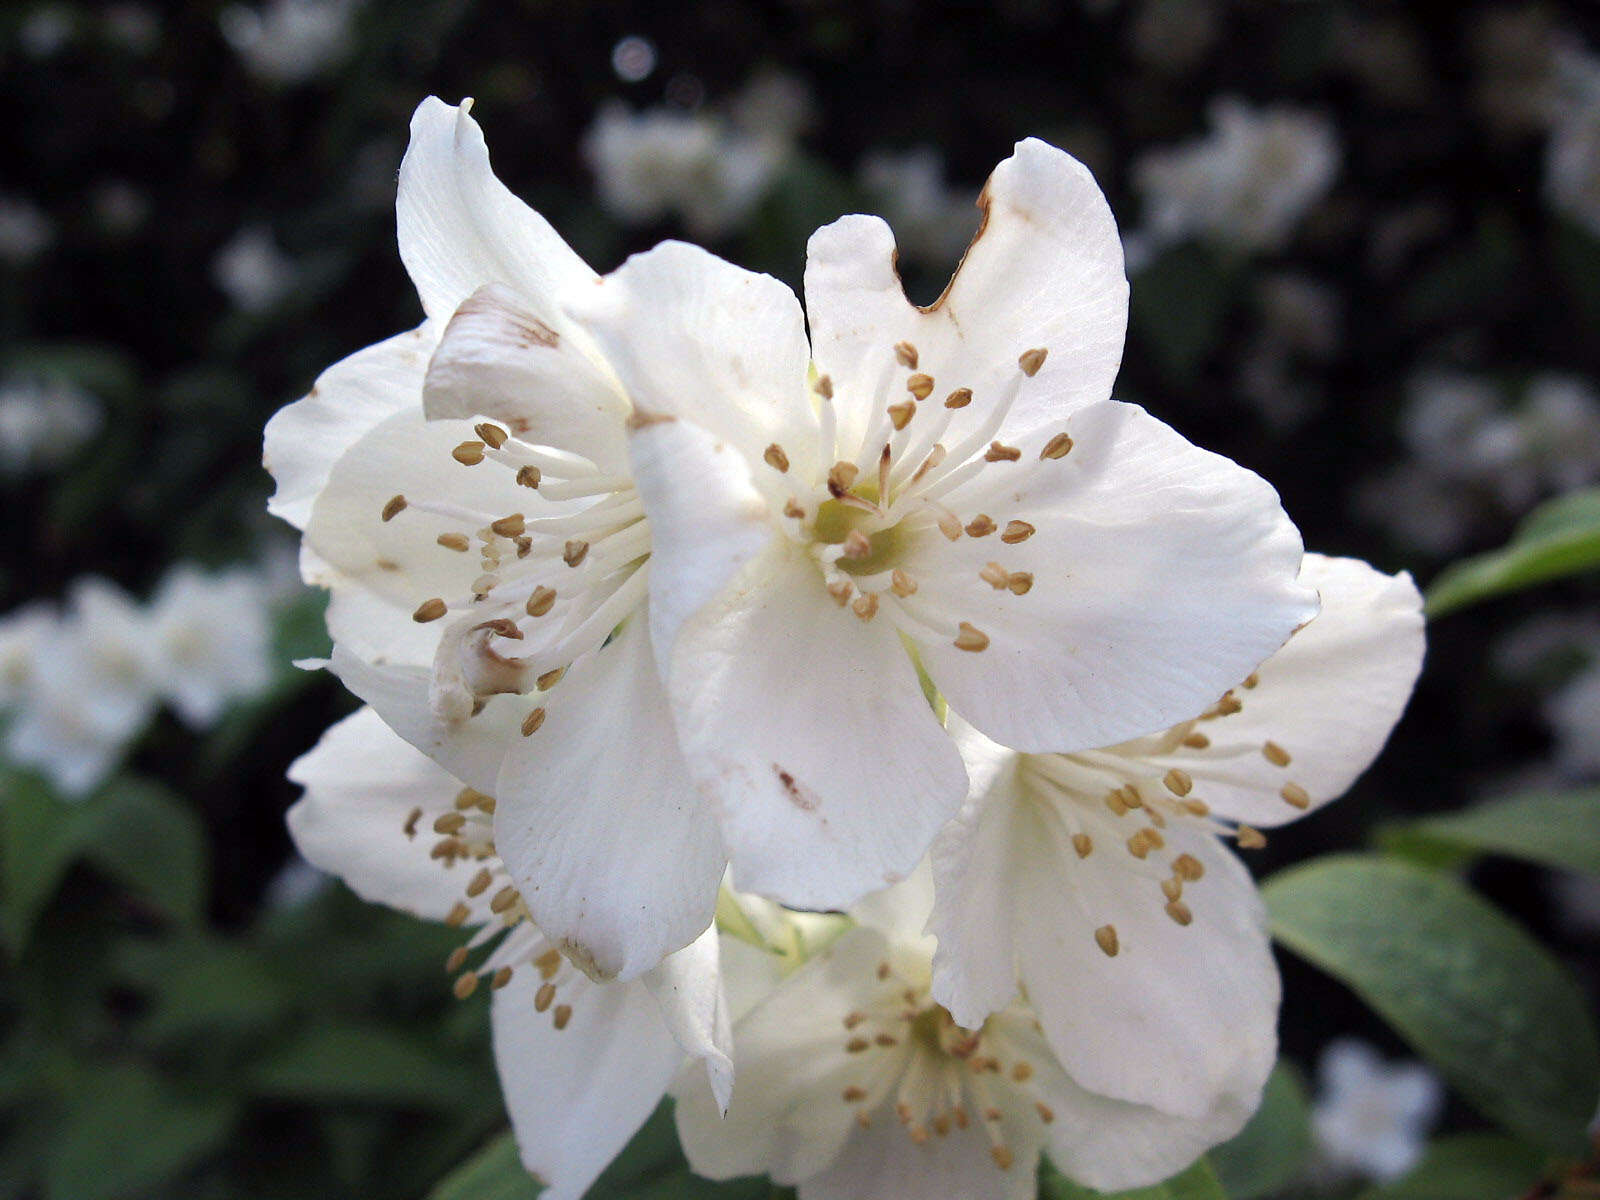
[493,616,724,982]
[285,706,482,922]
[1147,554,1425,828]
[1012,806,1278,1119]
[673,927,888,1185]
[491,970,680,1200]
[264,323,435,530]
[988,1010,1260,1193]
[571,240,818,489]
[910,399,1317,752]
[927,719,1029,1029]
[803,138,1128,453]
[303,407,536,665]
[421,283,630,472]
[800,1110,1038,1200]
[627,414,778,681]
[665,539,967,909]
[397,98,596,322]
[641,925,734,1112]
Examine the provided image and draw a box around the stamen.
[1018,347,1048,376]
[413,598,448,623]
[1263,741,1291,767]
[984,441,1021,462]
[1006,572,1032,595]
[894,341,919,369]
[452,441,486,466]
[888,401,915,430]
[437,532,470,551]
[842,530,872,560]
[1236,825,1267,849]
[944,388,972,409]
[1280,782,1311,809]
[453,972,479,998]
[535,982,555,1012]
[381,495,407,521]
[1072,833,1093,858]
[516,465,541,488]
[1094,924,1119,957]
[526,586,557,617]
[852,593,880,621]
[906,374,934,401]
[828,461,860,497]
[563,540,589,567]
[403,807,423,838]
[1000,520,1034,544]
[980,562,1010,590]
[1182,732,1210,749]
[1039,432,1073,460]
[965,514,997,537]
[491,966,514,989]
[1165,900,1194,926]
[1173,853,1205,881]
[1163,768,1193,797]
[763,444,790,472]
[954,622,990,652]
[827,580,854,606]
[520,708,546,736]
[491,514,525,537]
[890,569,918,597]
[475,422,509,448]
[553,1004,572,1030]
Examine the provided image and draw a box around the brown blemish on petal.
[774,764,818,811]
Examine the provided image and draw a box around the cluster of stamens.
[758,339,1072,656]
[834,959,1053,1173]
[402,783,579,1030]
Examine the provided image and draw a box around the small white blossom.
[145,564,275,728]
[582,101,784,238]
[219,0,359,85]
[0,375,102,476]
[1133,97,1340,255]
[857,147,976,266]
[0,196,54,265]
[287,707,733,1199]
[0,603,57,709]
[213,225,297,312]
[1311,1038,1442,1183]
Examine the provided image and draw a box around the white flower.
[1311,1038,1442,1183]
[924,556,1424,1145]
[0,602,57,709]
[145,564,275,727]
[674,870,1253,1196]
[286,706,732,1200]
[213,225,297,312]
[265,98,1314,985]
[219,0,359,85]
[0,196,53,264]
[857,147,976,265]
[1546,45,1600,238]
[582,101,783,238]
[0,375,102,476]
[1133,97,1340,255]
[3,578,157,796]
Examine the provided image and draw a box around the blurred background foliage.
[3,0,1600,1197]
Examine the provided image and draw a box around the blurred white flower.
[101,4,160,54]
[1311,1038,1442,1183]
[92,180,150,236]
[146,564,275,728]
[287,706,733,1199]
[1547,658,1600,777]
[213,225,297,312]
[0,196,54,265]
[675,870,1258,1195]
[1238,274,1341,430]
[582,101,784,238]
[219,0,359,85]
[3,579,157,797]
[262,852,331,910]
[857,146,975,265]
[728,68,816,144]
[0,376,102,476]
[1132,97,1340,255]
[18,5,75,58]
[0,603,57,709]
[1129,0,1218,73]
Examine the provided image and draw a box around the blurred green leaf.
[250,1024,482,1109]
[45,1064,239,1200]
[1263,854,1600,1151]
[0,769,92,951]
[81,778,209,927]
[1379,789,1600,878]
[1353,1133,1549,1199]
[116,935,293,1043]
[429,1134,540,1200]
[1129,244,1244,384]
[1210,1063,1312,1199]
[1039,1156,1226,1199]
[1426,487,1600,618]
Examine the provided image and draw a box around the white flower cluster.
[267,98,1427,1199]
[0,375,102,476]
[1129,97,1340,260]
[1358,370,1600,555]
[219,0,361,86]
[0,566,275,796]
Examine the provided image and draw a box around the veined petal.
[1146,554,1425,828]
[627,414,777,681]
[1012,801,1278,1119]
[421,283,630,473]
[397,97,596,322]
[665,540,967,909]
[571,240,819,489]
[987,1011,1260,1193]
[642,924,734,1112]
[493,616,724,982]
[800,1112,1038,1200]
[927,720,1028,1029]
[264,323,435,530]
[285,706,487,922]
[674,927,889,1185]
[910,399,1317,753]
[491,970,683,1200]
[803,138,1128,455]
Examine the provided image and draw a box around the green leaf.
[249,1024,483,1109]
[1425,487,1600,617]
[45,1064,239,1200]
[116,935,293,1043]
[1210,1063,1312,1199]
[1354,1133,1549,1199]
[1039,1157,1227,1199]
[1263,854,1600,1150]
[1379,789,1600,878]
[0,769,93,951]
[428,1134,540,1200]
[80,778,209,927]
